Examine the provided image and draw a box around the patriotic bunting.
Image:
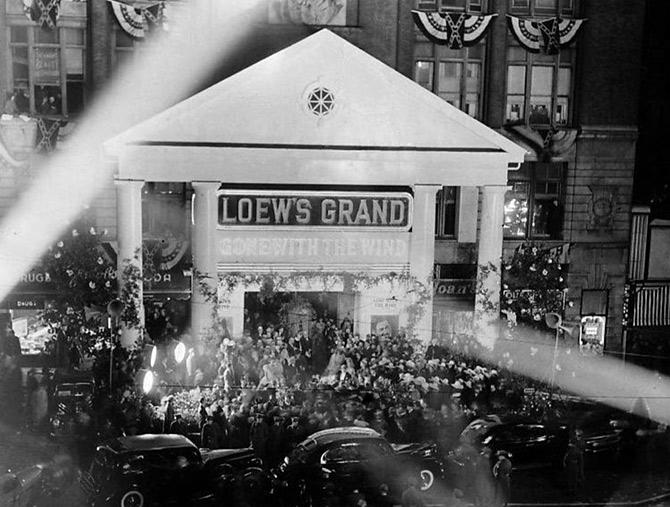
[411,10,497,49]
[23,0,61,31]
[0,136,29,173]
[506,15,586,55]
[108,0,165,39]
[34,117,61,153]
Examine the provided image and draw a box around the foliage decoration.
[501,243,567,327]
[196,269,434,339]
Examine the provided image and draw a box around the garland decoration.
[412,10,497,48]
[108,0,165,39]
[197,269,434,339]
[506,15,586,55]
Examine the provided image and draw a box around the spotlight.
[174,342,186,364]
[150,345,157,368]
[142,370,154,394]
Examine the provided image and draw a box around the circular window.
[306,87,335,117]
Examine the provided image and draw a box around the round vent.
[306,87,335,117]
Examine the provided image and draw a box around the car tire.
[419,468,436,492]
[120,490,144,507]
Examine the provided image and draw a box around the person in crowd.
[199,397,209,428]
[564,433,584,497]
[493,450,512,507]
[1,326,22,357]
[250,412,270,464]
[163,396,175,433]
[201,415,222,449]
[473,447,496,507]
[400,476,426,507]
[3,91,19,115]
[170,414,189,435]
[30,374,49,431]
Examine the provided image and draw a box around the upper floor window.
[413,1,487,119]
[505,0,576,126]
[435,186,458,237]
[7,25,85,117]
[504,162,564,239]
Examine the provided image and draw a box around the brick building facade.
[0,0,649,356]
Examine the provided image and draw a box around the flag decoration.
[411,11,497,49]
[108,0,165,39]
[506,15,586,54]
[23,0,61,31]
[34,117,62,153]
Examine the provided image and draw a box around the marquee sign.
[217,191,413,231]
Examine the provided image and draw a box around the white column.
[191,181,220,339]
[475,185,507,349]
[409,185,440,342]
[115,179,144,347]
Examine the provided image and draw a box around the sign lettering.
[218,191,412,230]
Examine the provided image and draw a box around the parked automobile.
[274,426,447,506]
[0,457,73,507]
[49,375,95,442]
[450,411,624,473]
[80,434,269,507]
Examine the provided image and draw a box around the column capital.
[191,181,221,190]
[114,178,145,188]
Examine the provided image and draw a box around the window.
[435,186,458,237]
[142,183,190,237]
[7,25,85,116]
[505,0,576,125]
[504,162,564,239]
[414,0,486,117]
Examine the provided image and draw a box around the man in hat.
[493,450,512,506]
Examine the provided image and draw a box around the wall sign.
[434,279,475,298]
[218,191,413,231]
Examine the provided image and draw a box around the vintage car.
[274,426,447,506]
[80,434,269,507]
[0,458,73,507]
[450,411,623,474]
[49,375,95,442]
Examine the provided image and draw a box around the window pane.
[469,0,482,12]
[557,67,571,95]
[466,63,480,92]
[531,66,553,95]
[65,47,84,75]
[531,198,561,237]
[115,29,134,48]
[436,187,457,236]
[415,61,434,90]
[35,85,61,115]
[35,27,59,44]
[506,96,525,121]
[507,65,526,94]
[66,81,84,115]
[12,46,30,81]
[535,0,557,10]
[504,184,529,238]
[529,101,551,124]
[467,43,483,60]
[512,0,529,8]
[440,93,461,108]
[438,62,462,93]
[560,47,574,64]
[64,28,85,45]
[555,96,569,124]
[507,46,527,62]
[10,26,28,43]
[465,93,478,117]
[441,0,466,9]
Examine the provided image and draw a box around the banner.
[412,11,497,48]
[506,15,586,54]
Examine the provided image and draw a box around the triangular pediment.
[106,29,525,157]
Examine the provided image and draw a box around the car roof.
[104,434,197,453]
[299,426,383,447]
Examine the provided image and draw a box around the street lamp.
[107,299,124,394]
[141,370,155,394]
[545,312,576,389]
[150,345,158,368]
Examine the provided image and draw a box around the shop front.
[104,29,525,344]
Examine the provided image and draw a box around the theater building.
[1,0,648,355]
[103,30,525,341]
